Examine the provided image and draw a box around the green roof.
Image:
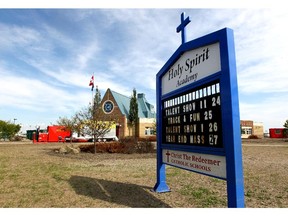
[110,90,156,119]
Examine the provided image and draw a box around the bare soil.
[0,138,287,208]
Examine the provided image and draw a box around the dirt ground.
[241,138,288,207]
[0,138,287,208]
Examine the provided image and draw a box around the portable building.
[269,128,287,138]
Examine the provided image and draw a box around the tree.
[93,85,102,108]
[57,115,78,144]
[75,86,116,153]
[283,119,288,138]
[128,88,138,139]
[283,119,288,128]
[0,120,21,141]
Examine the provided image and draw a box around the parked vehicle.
[33,125,71,143]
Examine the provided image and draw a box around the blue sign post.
[154,13,245,208]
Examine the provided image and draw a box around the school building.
[100,88,156,139]
[240,120,264,138]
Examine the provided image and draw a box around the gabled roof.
[110,90,156,119]
[110,90,131,117]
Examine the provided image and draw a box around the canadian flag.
[89,75,94,91]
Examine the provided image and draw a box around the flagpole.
[89,73,95,106]
[92,86,94,106]
[92,72,94,106]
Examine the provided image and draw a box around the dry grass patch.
[0,139,287,207]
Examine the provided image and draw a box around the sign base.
[153,182,170,193]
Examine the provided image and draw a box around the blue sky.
[0,4,287,133]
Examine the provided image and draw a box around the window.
[275,129,281,134]
[145,127,154,136]
[241,127,252,135]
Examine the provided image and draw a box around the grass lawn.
[0,139,287,208]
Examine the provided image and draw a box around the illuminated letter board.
[154,27,245,208]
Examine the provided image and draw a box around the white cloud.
[0,66,91,115]
[76,42,100,70]
[93,72,132,96]
[234,9,288,94]
[240,94,288,130]
[1,9,287,129]
[0,23,42,49]
[0,21,101,89]
[96,9,180,92]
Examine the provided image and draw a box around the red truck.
[33,125,71,143]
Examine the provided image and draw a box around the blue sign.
[154,13,245,208]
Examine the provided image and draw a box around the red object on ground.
[269,128,286,138]
[33,125,71,143]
